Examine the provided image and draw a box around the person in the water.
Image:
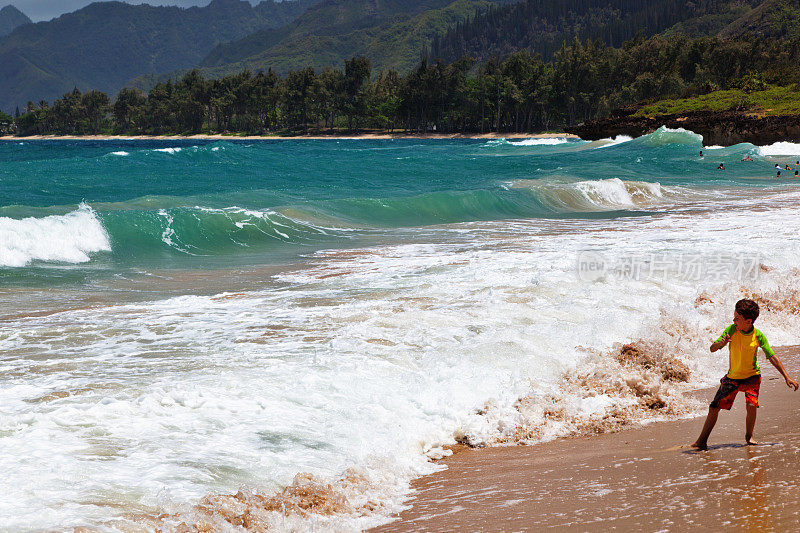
[742,155,753,161]
[691,299,798,451]
[717,163,725,170]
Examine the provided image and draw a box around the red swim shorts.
[710,375,761,410]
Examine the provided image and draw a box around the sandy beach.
[0,132,577,141]
[374,347,800,532]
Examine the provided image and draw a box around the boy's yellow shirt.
[717,324,775,380]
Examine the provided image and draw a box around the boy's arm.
[767,355,799,391]
[711,325,735,352]
[756,331,798,390]
[710,336,730,352]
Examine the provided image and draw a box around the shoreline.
[373,347,800,531]
[0,132,578,141]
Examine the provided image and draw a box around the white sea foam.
[154,147,182,154]
[0,203,110,267]
[594,134,633,148]
[110,151,130,156]
[508,137,574,146]
[573,178,663,208]
[511,178,671,211]
[757,141,800,156]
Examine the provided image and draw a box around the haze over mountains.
[0,0,798,115]
[0,5,31,36]
[0,0,313,112]
[189,0,500,80]
[4,1,228,22]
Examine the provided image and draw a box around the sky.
[6,1,259,22]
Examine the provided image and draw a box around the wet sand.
[374,347,800,532]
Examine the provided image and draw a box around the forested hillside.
[717,0,800,38]
[0,0,316,112]
[0,5,31,37]
[429,0,762,63]
[192,0,501,78]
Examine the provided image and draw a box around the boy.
[691,299,798,451]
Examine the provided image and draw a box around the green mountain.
[194,0,500,77]
[0,0,315,113]
[429,0,764,63]
[0,5,31,37]
[716,0,800,39]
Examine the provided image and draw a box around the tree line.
[6,32,800,137]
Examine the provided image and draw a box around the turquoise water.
[3,129,800,531]
[0,131,791,277]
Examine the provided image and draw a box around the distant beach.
[0,132,578,141]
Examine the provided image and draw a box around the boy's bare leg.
[745,404,758,445]
[691,406,720,450]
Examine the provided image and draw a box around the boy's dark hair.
[735,298,760,321]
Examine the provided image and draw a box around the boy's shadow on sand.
[681,442,779,454]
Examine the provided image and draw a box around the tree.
[114,88,146,133]
[81,90,110,134]
[344,56,371,131]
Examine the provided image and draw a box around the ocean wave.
[2,186,667,267]
[98,205,337,258]
[0,203,110,267]
[485,137,579,147]
[507,137,575,146]
[634,126,704,147]
[593,135,633,148]
[511,178,669,211]
[153,147,185,154]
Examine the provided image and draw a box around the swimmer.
[718,163,726,170]
[742,155,753,161]
[778,171,782,178]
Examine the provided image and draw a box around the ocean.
[2,128,800,531]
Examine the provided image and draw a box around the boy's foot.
[690,441,708,451]
[746,438,759,446]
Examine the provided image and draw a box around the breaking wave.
[511,178,671,211]
[757,141,800,156]
[0,203,110,267]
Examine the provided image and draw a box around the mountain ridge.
[0,0,314,112]
[130,0,499,90]
[0,5,32,36]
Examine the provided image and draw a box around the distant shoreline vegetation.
[3,32,800,137]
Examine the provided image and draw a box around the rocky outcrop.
[565,109,800,146]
